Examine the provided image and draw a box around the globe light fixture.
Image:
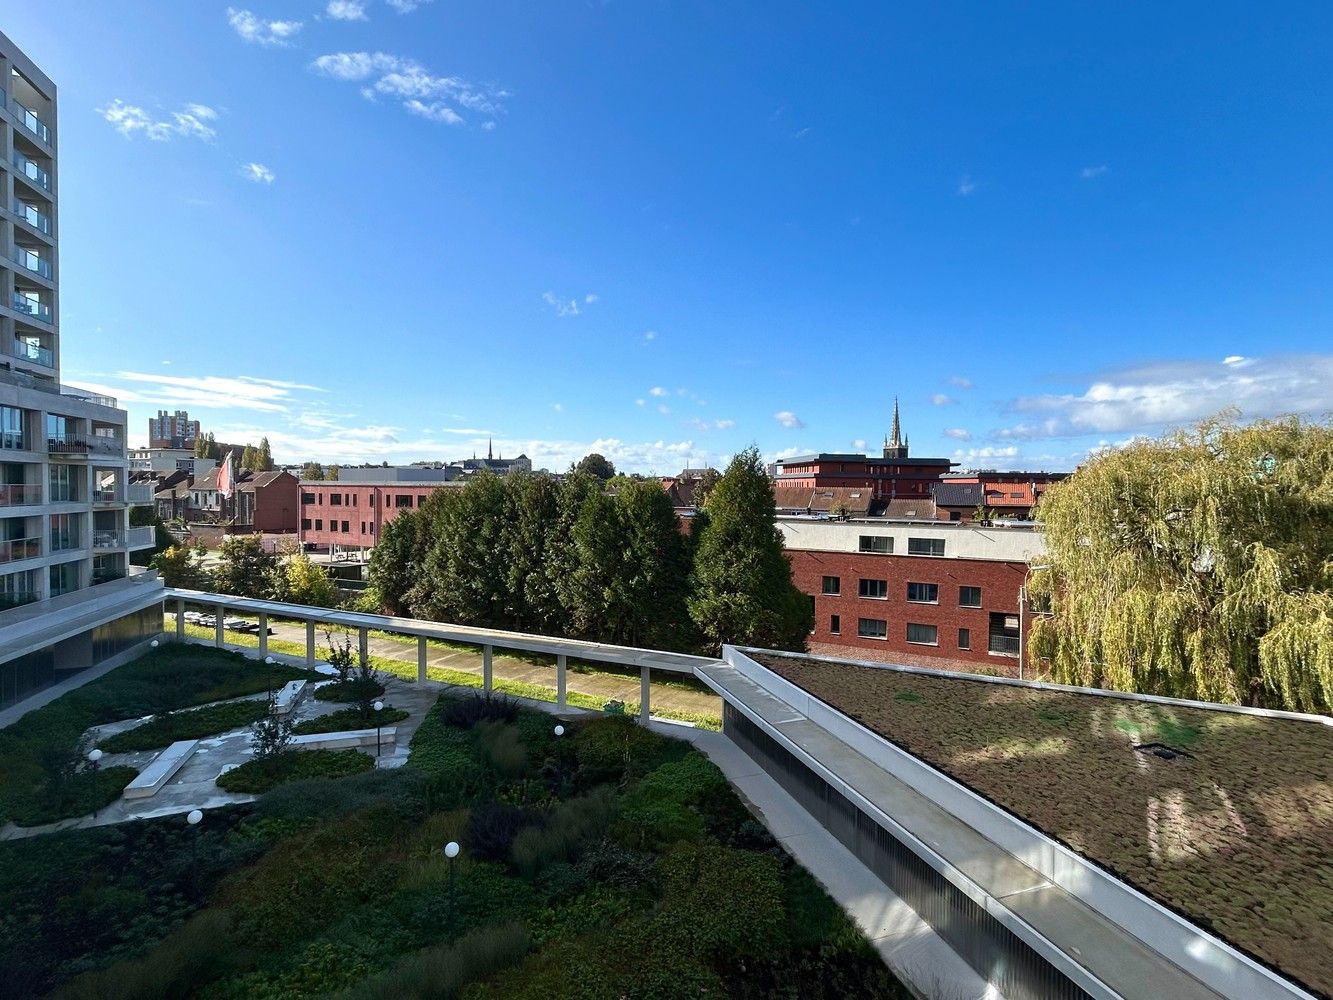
[187,809,203,826]
[87,748,103,763]
[444,841,460,859]
[150,639,160,648]
[554,725,565,737]
[374,700,385,756]
[265,656,275,665]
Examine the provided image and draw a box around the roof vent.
[1134,742,1193,761]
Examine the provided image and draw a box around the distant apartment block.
[0,31,162,709]
[932,470,1068,521]
[147,408,199,450]
[300,469,461,556]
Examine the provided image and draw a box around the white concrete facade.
[778,515,1047,563]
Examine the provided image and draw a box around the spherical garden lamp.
[87,747,104,818]
[374,700,385,756]
[444,841,461,931]
[150,639,160,648]
[554,724,565,737]
[186,809,204,894]
[187,808,203,826]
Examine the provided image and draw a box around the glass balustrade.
[11,97,52,145]
[0,537,41,563]
[12,292,52,323]
[11,246,52,278]
[0,485,42,506]
[13,201,51,235]
[12,153,51,191]
[13,340,54,368]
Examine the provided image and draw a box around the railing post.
[214,604,225,648]
[359,628,369,669]
[557,653,567,709]
[417,635,427,683]
[306,620,316,668]
[483,644,493,694]
[175,599,185,640]
[640,665,651,725]
[258,612,268,659]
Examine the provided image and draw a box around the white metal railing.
[127,525,155,548]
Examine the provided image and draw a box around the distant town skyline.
[6,4,1333,472]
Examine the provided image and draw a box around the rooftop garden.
[753,651,1333,997]
[0,687,907,998]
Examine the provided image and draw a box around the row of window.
[301,492,426,509]
[857,535,947,557]
[828,616,964,648]
[822,576,982,607]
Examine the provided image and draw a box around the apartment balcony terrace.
[91,529,123,550]
[8,93,52,146]
[13,339,54,368]
[47,435,90,456]
[12,198,52,237]
[12,151,52,192]
[0,484,42,507]
[126,525,155,549]
[0,536,40,563]
[10,244,53,280]
[12,291,52,324]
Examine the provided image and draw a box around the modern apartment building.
[0,31,162,710]
[779,516,1046,674]
[147,408,200,450]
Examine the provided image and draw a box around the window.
[49,560,79,598]
[50,513,79,551]
[907,623,938,645]
[314,519,323,531]
[949,511,962,522]
[907,537,946,557]
[988,612,1021,655]
[858,578,887,599]
[858,535,892,554]
[301,492,316,504]
[341,520,350,532]
[419,495,427,506]
[301,518,312,530]
[959,586,982,608]
[0,407,25,450]
[857,618,887,639]
[395,495,413,508]
[328,521,338,533]
[49,463,75,502]
[360,522,366,534]
[352,494,358,506]
[906,582,938,603]
[821,575,841,595]
[830,614,841,635]
[330,493,342,506]
[958,627,971,650]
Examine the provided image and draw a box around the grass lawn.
[175,620,723,730]
[0,646,318,828]
[3,691,909,999]
[755,651,1333,997]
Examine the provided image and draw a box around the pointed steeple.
[890,397,901,447]
[883,397,909,459]
[488,437,493,461]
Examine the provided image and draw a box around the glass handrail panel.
[11,97,51,144]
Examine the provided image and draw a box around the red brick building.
[933,471,1069,521]
[778,517,1045,675]
[236,470,299,533]
[299,477,460,554]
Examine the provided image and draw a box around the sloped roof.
[933,481,985,507]
[880,497,937,519]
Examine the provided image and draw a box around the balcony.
[128,482,154,504]
[92,489,124,504]
[12,292,52,323]
[11,245,52,279]
[0,485,42,506]
[11,96,52,145]
[92,530,124,550]
[13,199,51,236]
[48,436,90,455]
[0,537,41,563]
[14,339,53,368]
[13,152,51,192]
[127,525,156,549]
[89,435,125,457]
[988,634,1020,656]
[0,592,38,612]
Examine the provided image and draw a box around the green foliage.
[100,699,269,753]
[151,543,211,590]
[511,786,619,877]
[292,705,409,735]
[216,749,374,794]
[688,446,813,653]
[283,552,338,607]
[313,678,386,704]
[438,691,519,728]
[475,718,529,777]
[1031,411,1333,711]
[572,713,689,786]
[618,752,728,849]
[574,452,617,481]
[301,461,325,481]
[368,509,424,616]
[336,922,530,1000]
[212,536,280,599]
[249,698,296,759]
[656,842,788,959]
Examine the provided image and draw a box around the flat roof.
[749,650,1332,997]
[776,453,956,466]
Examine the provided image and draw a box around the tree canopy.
[301,462,326,481]
[1029,413,1333,713]
[574,453,617,481]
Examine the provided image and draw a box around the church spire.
[890,397,901,447]
[488,437,493,461]
[883,397,909,459]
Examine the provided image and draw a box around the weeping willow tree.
[1028,412,1333,713]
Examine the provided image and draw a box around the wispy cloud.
[310,51,507,127]
[542,292,594,317]
[996,353,1333,439]
[227,8,303,46]
[931,393,955,406]
[648,387,669,398]
[948,376,973,389]
[70,371,323,414]
[773,410,805,429]
[584,293,599,305]
[953,445,1019,462]
[943,428,972,441]
[957,175,977,196]
[642,330,657,344]
[687,418,736,432]
[99,100,219,141]
[241,162,275,183]
[386,0,434,11]
[326,0,367,19]
[1080,165,1109,179]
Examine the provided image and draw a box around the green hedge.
[313,678,386,704]
[292,706,409,735]
[216,750,375,794]
[101,699,270,753]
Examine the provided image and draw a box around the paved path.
[264,620,722,720]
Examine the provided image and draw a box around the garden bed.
[752,650,1333,997]
[100,699,271,753]
[292,705,410,735]
[216,749,376,793]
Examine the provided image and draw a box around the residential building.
[147,409,199,450]
[778,516,1045,673]
[0,31,162,709]
[773,400,957,501]
[933,470,1069,521]
[235,470,299,533]
[300,473,463,557]
[128,445,215,478]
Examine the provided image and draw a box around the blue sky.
[9,3,1333,472]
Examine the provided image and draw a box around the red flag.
[217,451,235,498]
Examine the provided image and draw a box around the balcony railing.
[92,489,123,504]
[12,293,52,323]
[12,153,51,192]
[13,200,51,235]
[48,436,91,455]
[0,537,41,563]
[50,533,81,552]
[93,530,124,549]
[14,339,53,367]
[11,96,52,145]
[128,482,154,504]
[11,245,52,279]
[0,592,38,612]
[988,634,1020,656]
[90,435,125,456]
[0,485,42,506]
[127,525,155,549]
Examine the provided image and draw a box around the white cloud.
[584,293,599,305]
[948,376,973,389]
[75,371,323,414]
[310,51,507,127]
[241,162,275,183]
[944,428,972,441]
[713,419,735,430]
[770,446,804,461]
[386,0,433,11]
[688,418,735,432]
[634,399,645,407]
[227,8,303,46]
[648,387,669,397]
[642,330,657,343]
[99,100,219,141]
[657,404,672,416]
[998,353,1333,439]
[552,403,564,413]
[439,427,494,435]
[931,393,955,406]
[1080,165,1109,179]
[773,410,805,429]
[326,0,367,19]
[542,292,586,317]
[957,175,976,196]
[953,445,1019,461]
[852,438,867,450]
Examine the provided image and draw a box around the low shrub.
[475,719,528,777]
[437,691,518,729]
[6,764,138,828]
[466,801,534,863]
[511,786,618,877]
[216,749,374,794]
[313,678,386,704]
[572,714,688,787]
[335,920,530,1000]
[211,939,375,999]
[100,699,270,753]
[654,843,788,960]
[292,705,409,735]
[617,751,727,849]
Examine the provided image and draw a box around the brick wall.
[299,483,445,549]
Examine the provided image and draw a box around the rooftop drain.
[1133,742,1193,761]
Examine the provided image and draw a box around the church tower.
[882,397,909,459]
